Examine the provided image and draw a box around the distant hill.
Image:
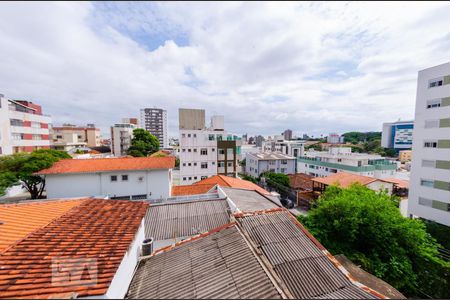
[342,132,381,144]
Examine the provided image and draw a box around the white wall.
[45,169,171,200]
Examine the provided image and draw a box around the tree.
[240,173,257,184]
[298,184,449,298]
[127,129,159,157]
[0,149,71,199]
[260,172,290,188]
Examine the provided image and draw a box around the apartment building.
[283,129,293,140]
[381,120,414,151]
[409,62,450,226]
[0,94,51,155]
[327,133,344,144]
[246,152,296,177]
[51,124,101,148]
[111,123,136,156]
[178,109,241,185]
[255,135,265,147]
[140,108,168,148]
[262,137,305,158]
[298,147,397,179]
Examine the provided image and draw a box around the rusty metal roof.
[127,225,282,299]
[145,199,231,241]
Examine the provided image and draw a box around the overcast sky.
[1,1,450,139]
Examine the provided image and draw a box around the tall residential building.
[0,94,52,155]
[381,120,414,151]
[140,108,168,148]
[408,62,450,226]
[178,109,241,185]
[111,123,136,156]
[327,133,342,144]
[255,135,265,147]
[298,147,397,179]
[283,129,293,141]
[52,124,101,148]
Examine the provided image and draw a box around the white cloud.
[0,1,449,138]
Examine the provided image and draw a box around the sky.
[1,1,450,139]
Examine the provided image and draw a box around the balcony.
[298,156,396,172]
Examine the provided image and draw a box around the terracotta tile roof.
[36,156,175,175]
[312,172,378,188]
[171,184,216,196]
[0,199,148,299]
[194,175,271,195]
[0,200,84,253]
[288,173,313,190]
[381,178,409,189]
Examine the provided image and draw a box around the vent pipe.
[142,238,154,256]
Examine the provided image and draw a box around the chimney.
[142,238,154,256]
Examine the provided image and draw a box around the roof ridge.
[0,199,87,255]
[0,197,86,207]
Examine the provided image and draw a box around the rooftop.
[193,175,271,195]
[171,184,216,196]
[288,173,314,190]
[36,156,175,175]
[220,187,280,212]
[247,152,296,160]
[0,198,148,299]
[311,172,379,188]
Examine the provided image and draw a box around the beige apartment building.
[51,124,101,148]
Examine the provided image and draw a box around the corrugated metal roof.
[221,187,279,212]
[236,211,378,299]
[127,226,282,299]
[145,199,231,240]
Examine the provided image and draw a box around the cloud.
[0,1,449,139]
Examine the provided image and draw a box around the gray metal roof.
[236,210,378,299]
[145,199,231,240]
[221,187,279,212]
[127,226,282,299]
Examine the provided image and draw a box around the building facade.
[327,133,344,144]
[246,152,296,177]
[381,120,414,151]
[408,62,450,226]
[262,138,305,158]
[111,123,136,156]
[0,94,51,155]
[283,129,293,140]
[140,108,168,148]
[255,135,265,147]
[297,147,397,179]
[52,124,101,148]
[178,109,241,185]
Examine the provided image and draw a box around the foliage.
[424,220,450,250]
[342,131,381,144]
[175,158,180,168]
[127,129,159,157]
[74,149,84,154]
[240,158,246,166]
[305,143,322,151]
[260,172,290,188]
[298,184,449,298]
[0,149,71,199]
[240,173,257,184]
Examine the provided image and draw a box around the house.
[287,173,315,206]
[126,208,387,299]
[246,152,297,177]
[311,172,395,195]
[36,156,175,200]
[0,198,148,299]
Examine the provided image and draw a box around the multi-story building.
[140,108,168,148]
[52,124,101,148]
[178,109,241,185]
[381,120,414,151]
[246,152,296,177]
[121,117,139,127]
[262,137,305,158]
[0,94,51,155]
[298,147,397,179]
[255,135,265,148]
[327,133,344,144]
[111,123,136,156]
[408,62,450,226]
[283,129,293,140]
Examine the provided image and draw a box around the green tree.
[260,172,290,188]
[127,129,159,157]
[299,184,449,298]
[0,149,71,199]
[240,173,257,184]
[305,143,322,151]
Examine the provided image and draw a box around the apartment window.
[189,177,192,180]
[419,197,450,212]
[218,162,225,167]
[212,148,215,152]
[183,163,186,167]
[56,135,63,139]
[208,134,215,141]
[427,99,441,109]
[227,162,232,167]
[201,162,208,169]
[11,133,23,140]
[183,177,187,181]
[194,176,197,180]
[281,168,287,173]
[425,119,439,128]
[270,168,275,172]
[182,149,186,152]
[337,158,342,162]
[188,134,191,137]
[212,162,215,165]
[122,175,128,181]
[281,160,287,164]
[188,149,191,152]
[110,175,117,182]
[193,149,197,152]
[201,176,207,180]
[200,148,207,155]
[218,149,225,155]
[194,162,197,166]
[422,160,436,168]
[424,141,437,148]
[182,134,186,138]
[269,160,276,165]
[420,179,434,188]
[10,119,23,126]
[429,78,443,88]
[193,134,197,138]
[227,148,233,156]
[217,135,223,141]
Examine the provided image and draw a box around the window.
[193,134,197,138]
[188,134,191,137]
[427,99,442,109]
[188,163,191,166]
[182,134,186,138]
[56,135,63,139]
[194,149,197,152]
[32,134,41,140]
[10,119,23,126]
[194,176,197,180]
[337,158,342,162]
[212,162,215,165]
[201,162,208,169]
[183,177,187,181]
[227,148,233,156]
[11,133,23,140]
[212,148,215,152]
[425,119,439,128]
[194,162,197,166]
[419,197,450,212]
[429,78,443,88]
[281,160,287,164]
[78,135,82,139]
[218,162,225,167]
[227,162,232,167]
[182,149,186,152]
[218,149,225,155]
[420,179,434,187]
[281,168,287,173]
[122,175,128,181]
[188,149,191,152]
[208,134,215,141]
[424,141,437,148]
[201,176,207,180]
[110,175,117,182]
[31,122,40,128]
[183,163,186,166]
[189,177,192,180]
[200,148,207,155]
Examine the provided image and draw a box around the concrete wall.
[179,108,205,130]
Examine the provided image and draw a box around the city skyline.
[1,2,449,138]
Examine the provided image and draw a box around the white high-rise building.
[408,62,450,226]
[110,123,136,156]
[140,108,168,148]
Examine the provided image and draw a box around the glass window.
[218,162,225,167]
[429,78,443,88]
[122,175,128,181]
[208,134,215,141]
[188,134,191,137]
[182,134,186,138]
[420,179,434,187]
[201,162,208,169]
[10,119,23,126]
[427,99,442,109]
[110,175,117,182]
[227,162,232,167]
[193,148,197,152]
[193,134,197,138]
[218,149,225,155]
[188,149,191,152]
[200,148,207,155]
[424,141,437,148]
